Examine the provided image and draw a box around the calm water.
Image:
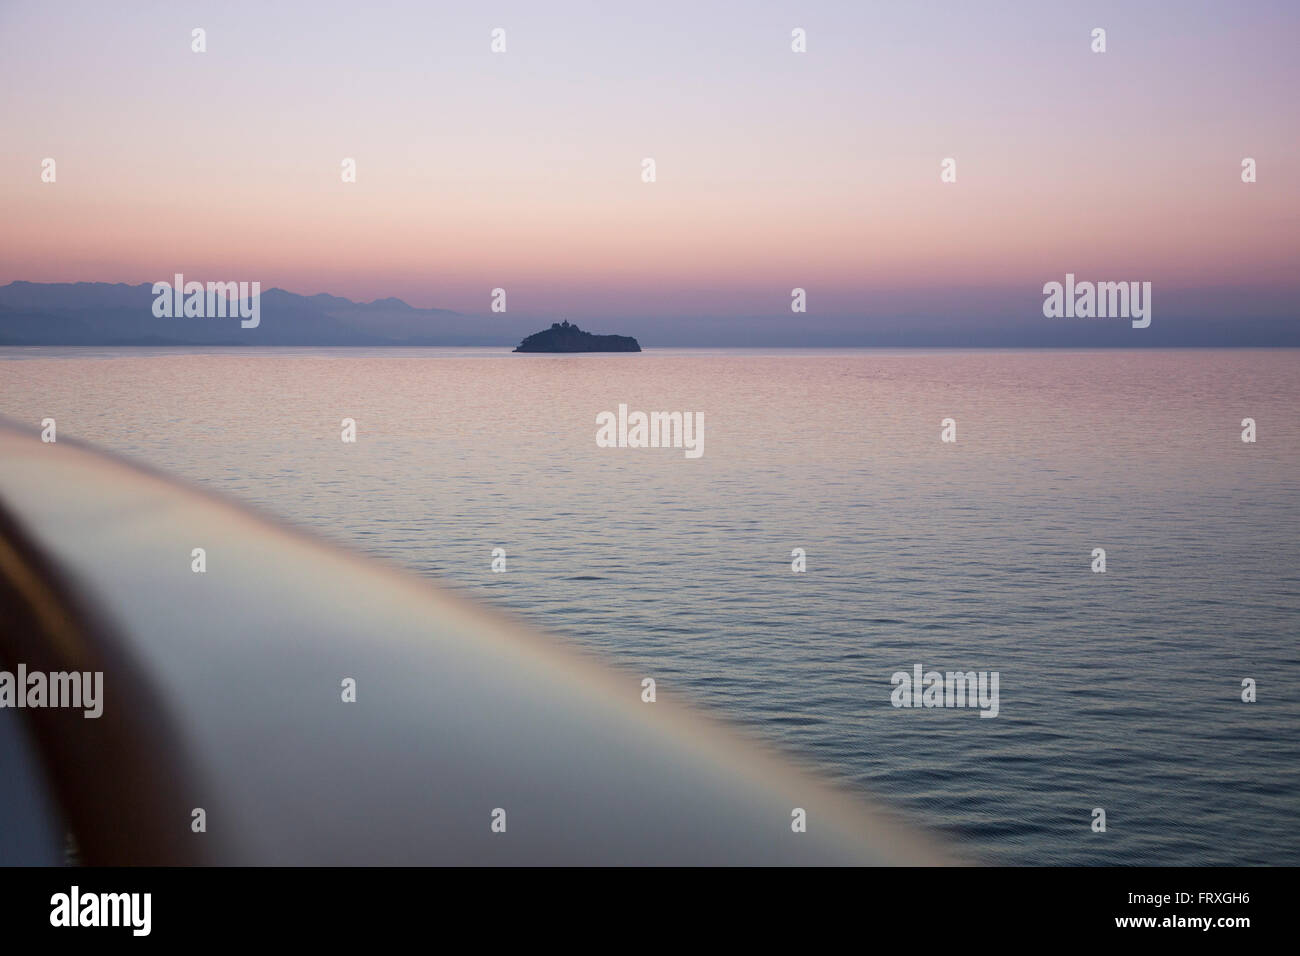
[2,347,1298,865]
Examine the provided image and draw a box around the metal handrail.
[0,423,949,865]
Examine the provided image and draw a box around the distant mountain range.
[0,282,532,346]
[2,280,1296,347]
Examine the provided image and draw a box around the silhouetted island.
[513,321,641,353]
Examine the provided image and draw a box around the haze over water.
[3,346,1298,865]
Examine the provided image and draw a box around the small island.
[513,320,641,353]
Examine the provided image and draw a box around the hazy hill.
[0,282,529,346]
[3,281,1296,348]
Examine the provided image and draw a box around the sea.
[2,346,1297,865]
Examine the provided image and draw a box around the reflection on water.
[3,346,1298,864]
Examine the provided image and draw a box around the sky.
[1,0,1297,336]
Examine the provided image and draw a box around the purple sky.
[2,0,1296,340]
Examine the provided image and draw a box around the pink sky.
[2,0,1297,320]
